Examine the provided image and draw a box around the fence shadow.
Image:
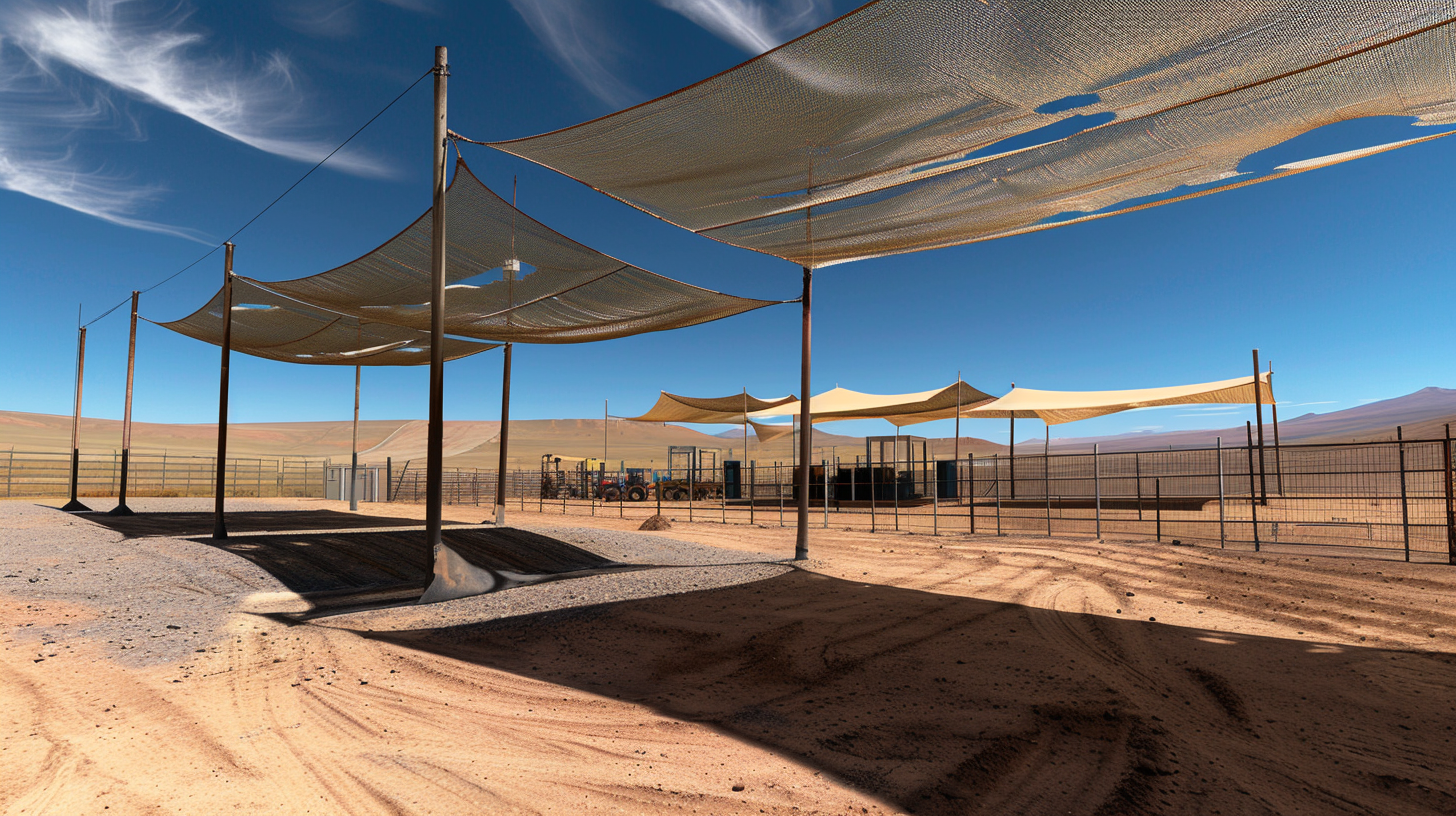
[205,526,626,616]
[364,571,1456,816]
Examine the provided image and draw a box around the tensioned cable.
[82,65,436,328]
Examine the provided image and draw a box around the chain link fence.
[382,437,1456,565]
[1,449,328,499]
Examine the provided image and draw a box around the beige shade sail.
[960,373,1274,426]
[748,420,795,443]
[154,277,498,366]
[488,2,1456,268]
[257,158,789,344]
[627,391,797,424]
[751,382,994,427]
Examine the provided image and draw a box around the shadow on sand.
[205,526,626,616]
[364,570,1456,816]
[74,509,468,539]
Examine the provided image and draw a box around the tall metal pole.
[349,364,361,511]
[954,370,961,503]
[211,243,235,538]
[1246,421,1259,552]
[62,322,91,512]
[495,344,512,523]
[1444,423,1455,566]
[1252,348,1268,506]
[1269,361,1282,496]
[1008,402,1016,500]
[109,292,140,516]
[795,266,812,560]
[425,46,448,565]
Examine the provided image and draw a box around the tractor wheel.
[626,485,647,502]
[602,486,621,502]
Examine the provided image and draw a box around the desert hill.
[6,387,1454,467]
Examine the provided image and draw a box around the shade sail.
[155,277,497,366]
[258,158,788,343]
[961,373,1274,426]
[627,391,797,424]
[751,382,994,427]
[489,2,1456,268]
[749,421,795,443]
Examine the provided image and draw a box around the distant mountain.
[1024,387,1456,452]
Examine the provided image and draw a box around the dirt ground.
[3,497,1455,814]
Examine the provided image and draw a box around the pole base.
[106,503,135,517]
[61,499,91,513]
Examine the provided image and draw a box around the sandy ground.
[3,497,1456,814]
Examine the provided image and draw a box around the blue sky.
[2,0,1454,447]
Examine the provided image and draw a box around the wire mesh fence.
[0,449,329,499]
[383,437,1456,565]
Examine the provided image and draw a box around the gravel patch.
[3,501,798,649]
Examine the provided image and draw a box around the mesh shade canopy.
[257,159,785,343]
[156,278,497,365]
[627,391,797,423]
[489,1,1456,267]
[751,382,994,427]
[962,373,1274,425]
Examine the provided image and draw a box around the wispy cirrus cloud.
[506,0,639,109]
[8,0,387,176]
[0,38,206,240]
[656,0,835,53]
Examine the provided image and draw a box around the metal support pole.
[823,458,829,528]
[1135,452,1143,521]
[1253,349,1268,506]
[1269,362,1283,496]
[1217,437,1225,548]
[1444,424,1455,566]
[211,243,235,538]
[995,454,1002,535]
[63,324,91,512]
[424,45,449,570]
[968,452,975,534]
[109,292,140,516]
[1045,426,1051,536]
[1398,425,1410,563]
[495,343,512,524]
[1008,411,1016,500]
[954,370,961,506]
[1155,478,1162,542]
[1094,443,1101,539]
[1246,421,1259,551]
[795,266,812,559]
[349,364,361,511]
[893,431,900,532]
[932,456,938,536]
[869,448,877,532]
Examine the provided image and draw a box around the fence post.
[995,474,1002,536]
[1217,437,1225,549]
[689,460,695,523]
[1155,478,1162,542]
[1046,449,1052,537]
[1445,424,1455,566]
[968,453,974,535]
[932,459,938,536]
[823,459,829,528]
[4,447,11,498]
[1094,443,1102,540]
[869,455,876,533]
[778,463,784,527]
[1135,452,1143,521]
[1246,422,1260,552]
[1397,426,1410,563]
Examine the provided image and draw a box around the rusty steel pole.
[349,364,361,511]
[212,243,235,538]
[425,46,448,569]
[1252,349,1268,506]
[795,266,811,560]
[109,291,140,516]
[62,323,91,512]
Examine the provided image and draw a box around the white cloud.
[0,40,205,240]
[657,0,834,53]
[9,0,387,176]
[507,0,639,108]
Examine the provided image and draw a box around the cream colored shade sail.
[489,2,1456,268]
[155,277,497,366]
[256,158,787,344]
[627,392,797,424]
[960,373,1274,426]
[751,382,994,427]
[748,421,795,443]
